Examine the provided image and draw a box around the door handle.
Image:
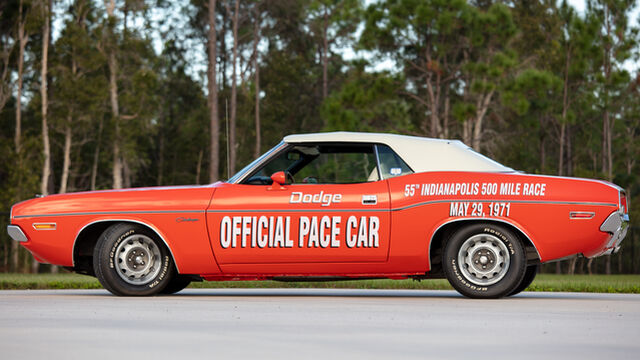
[362,195,377,205]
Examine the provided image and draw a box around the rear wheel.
[508,264,539,296]
[443,223,526,299]
[93,223,175,296]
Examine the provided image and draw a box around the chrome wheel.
[114,234,162,285]
[458,234,510,286]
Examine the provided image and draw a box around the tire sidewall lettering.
[108,229,135,269]
[95,223,174,296]
[149,256,170,289]
[483,227,515,254]
[451,258,488,292]
[444,223,525,298]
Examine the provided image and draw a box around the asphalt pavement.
[1,288,639,359]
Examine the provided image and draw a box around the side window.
[376,145,413,180]
[244,144,379,185]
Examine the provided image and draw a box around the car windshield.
[227,141,286,183]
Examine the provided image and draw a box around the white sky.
[51,0,638,82]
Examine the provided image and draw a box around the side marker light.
[33,223,57,230]
[569,212,595,220]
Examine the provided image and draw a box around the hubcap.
[458,234,510,286]
[114,234,162,285]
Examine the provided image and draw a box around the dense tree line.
[0,0,638,274]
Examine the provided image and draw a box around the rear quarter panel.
[386,172,619,271]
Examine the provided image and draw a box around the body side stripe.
[206,209,385,213]
[392,199,617,212]
[207,199,616,213]
[14,210,204,219]
[14,199,616,218]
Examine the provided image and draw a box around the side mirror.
[270,171,287,186]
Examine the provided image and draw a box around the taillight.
[620,191,628,214]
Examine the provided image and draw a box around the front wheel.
[161,275,192,294]
[443,223,526,299]
[93,223,175,296]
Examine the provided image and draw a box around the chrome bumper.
[600,212,629,254]
[7,225,28,243]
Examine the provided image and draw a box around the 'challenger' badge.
[176,217,199,223]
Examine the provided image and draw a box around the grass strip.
[0,273,103,290]
[1,273,639,293]
[526,274,640,293]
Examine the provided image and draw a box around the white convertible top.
[284,132,513,173]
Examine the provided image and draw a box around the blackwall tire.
[508,264,539,296]
[93,223,175,296]
[443,223,526,299]
[161,274,192,294]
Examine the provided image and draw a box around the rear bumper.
[598,211,629,255]
[7,225,28,243]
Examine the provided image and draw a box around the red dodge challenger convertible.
[7,132,630,298]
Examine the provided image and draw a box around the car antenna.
[226,98,230,180]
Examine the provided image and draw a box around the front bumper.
[599,211,629,255]
[7,225,28,243]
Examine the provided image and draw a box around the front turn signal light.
[33,223,57,230]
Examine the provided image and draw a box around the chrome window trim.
[373,145,383,182]
[375,144,415,180]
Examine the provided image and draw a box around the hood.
[10,184,219,220]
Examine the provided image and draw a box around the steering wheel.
[285,171,294,184]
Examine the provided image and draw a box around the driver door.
[206,143,391,267]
